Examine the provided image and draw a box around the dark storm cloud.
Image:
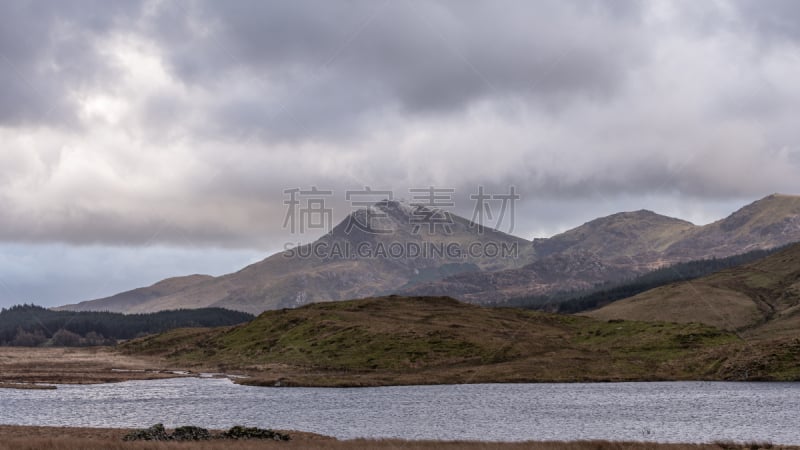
[0,1,143,126]
[0,0,799,251]
[144,0,647,139]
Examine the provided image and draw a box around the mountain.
[57,275,214,312]
[664,194,800,259]
[407,194,800,303]
[401,250,630,303]
[60,201,531,314]
[549,246,788,314]
[531,209,695,269]
[585,242,800,338]
[60,194,800,314]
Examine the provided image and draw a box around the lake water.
[1,378,798,443]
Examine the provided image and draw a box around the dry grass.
[584,283,762,331]
[0,426,791,450]
[585,242,800,338]
[0,382,56,389]
[0,347,187,385]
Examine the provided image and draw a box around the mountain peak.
[533,208,695,260]
[716,193,800,233]
[597,209,693,225]
[661,193,800,258]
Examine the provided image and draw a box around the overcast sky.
[1,0,799,307]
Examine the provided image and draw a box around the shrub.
[222,425,290,441]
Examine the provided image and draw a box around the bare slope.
[57,275,214,313]
[532,210,695,268]
[62,201,530,314]
[586,242,800,338]
[408,194,800,303]
[665,194,800,258]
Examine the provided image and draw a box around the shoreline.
[0,426,792,450]
[1,346,796,389]
[0,346,193,386]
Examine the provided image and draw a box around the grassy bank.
[0,347,187,385]
[0,382,56,390]
[0,426,789,450]
[119,295,798,387]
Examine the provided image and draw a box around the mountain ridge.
[407,194,800,303]
[58,194,800,314]
[59,200,530,314]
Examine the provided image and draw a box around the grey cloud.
[0,0,799,251]
[0,1,143,127]
[731,0,800,42]
[143,0,648,139]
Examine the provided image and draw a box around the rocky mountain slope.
[59,194,800,314]
[59,201,530,314]
[406,194,800,303]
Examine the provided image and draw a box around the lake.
[1,378,798,443]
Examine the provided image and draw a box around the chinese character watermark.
[408,186,455,234]
[282,185,520,238]
[469,185,519,234]
[282,186,334,234]
[344,187,394,235]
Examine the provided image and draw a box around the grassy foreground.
[119,295,797,387]
[0,426,790,450]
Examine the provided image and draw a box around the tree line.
[0,305,254,346]
[498,245,788,314]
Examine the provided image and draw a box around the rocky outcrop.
[122,424,290,442]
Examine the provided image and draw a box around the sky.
[1,0,800,307]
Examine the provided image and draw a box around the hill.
[405,194,800,303]
[120,295,799,386]
[585,242,800,338]
[0,305,254,346]
[61,194,800,314]
[531,209,695,266]
[56,275,214,313]
[494,246,788,313]
[664,194,800,259]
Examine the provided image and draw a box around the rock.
[222,425,291,441]
[123,423,169,441]
[123,424,290,442]
[172,425,211,441]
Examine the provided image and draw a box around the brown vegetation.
[120,295,768,387]
[585,242,800,340]
[0,347,187,385]
[0,426,790,450]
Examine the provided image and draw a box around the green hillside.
[498,245,788,313]
[121,295,799,386]
[586,243,800,339]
